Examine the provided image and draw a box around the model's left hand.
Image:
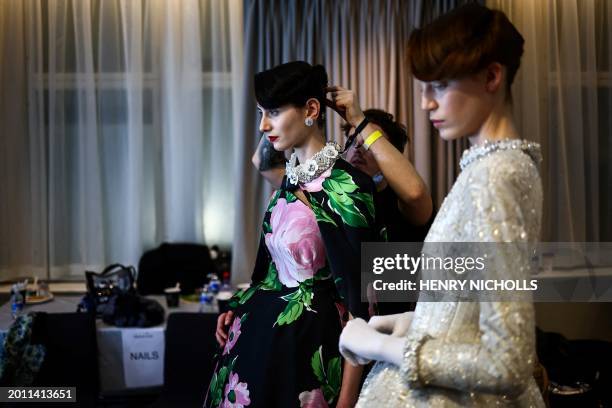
[368,312,414,337]
[339,318,386,366]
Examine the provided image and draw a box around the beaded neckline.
[286,142,341,185]
[459,139,542,171]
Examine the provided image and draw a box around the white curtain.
[488,0,612,242]
[0,0,243,280]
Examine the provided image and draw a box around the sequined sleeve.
[401,153,542,398]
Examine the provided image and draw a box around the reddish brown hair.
[407,3,524,97]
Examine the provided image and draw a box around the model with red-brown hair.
[339,4,545,407]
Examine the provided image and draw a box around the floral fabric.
[265,197,326,288]
[205,159,382,408]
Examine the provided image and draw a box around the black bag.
[537,328,612,407]
[101,293,165,328]
[137,243,215,295]
[84,264,136,316]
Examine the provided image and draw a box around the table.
[0,295,216,392]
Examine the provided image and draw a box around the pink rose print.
[222,315,242,355]
[222,372,251,408]
[265,198,326,287]
[302,168,332,192]
[298,388,329,408]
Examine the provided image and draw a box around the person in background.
[337,105,434,315]
[341,108,433,241]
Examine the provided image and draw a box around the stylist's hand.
[215,310,234,346]
[326,86,366,129]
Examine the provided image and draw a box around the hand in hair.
[325,86,366,130]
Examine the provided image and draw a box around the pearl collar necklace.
[459,139,542,171]
[286,142,341,185]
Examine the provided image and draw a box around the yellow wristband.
[363,130,383,150]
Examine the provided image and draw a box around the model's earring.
[305,117,314,127]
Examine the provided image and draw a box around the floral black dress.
[205,159,382,408]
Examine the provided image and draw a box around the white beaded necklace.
[286,142,341,185]
[459,139,542,171]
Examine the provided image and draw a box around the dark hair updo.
[407,3,524,100]
[254,61,328,127]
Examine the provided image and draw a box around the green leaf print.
[261,262,282,291]
[280,289,302,302]
[262,221,272,234]
[323,169,369,228]
[301,289,313,310]
[210,356,240,406]
[310,346,342,403]
[275,279,316,325]
[326,190,368,227]
[311,199,337,226]
[324,169,359,194]
[211,366,229,406]
[380,226,388,241]
[229,285,258,308]
[353,191,375,218]
[311,346,326,384]
[298,278,314,311]
[285,191,298,203]
[322,384,336,403]
[327,356,342,395]
[266,190,281,213]
[275,300,304,326]
[209,372,218,403]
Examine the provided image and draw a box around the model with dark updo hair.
[205,61,383,407]
[339,4,545,407]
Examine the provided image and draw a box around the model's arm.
[251,135,285,189]
[365,133,432,225]
[337,361,363,408]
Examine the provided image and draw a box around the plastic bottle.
[199,284,213,313]
[10,284,24,319]
[208,273,221,294]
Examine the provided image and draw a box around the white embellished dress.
[357,140,546,407]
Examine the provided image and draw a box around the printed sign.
[121,328,164,388]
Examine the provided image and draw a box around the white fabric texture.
[357,143,545,407]
[0,0,243,279]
